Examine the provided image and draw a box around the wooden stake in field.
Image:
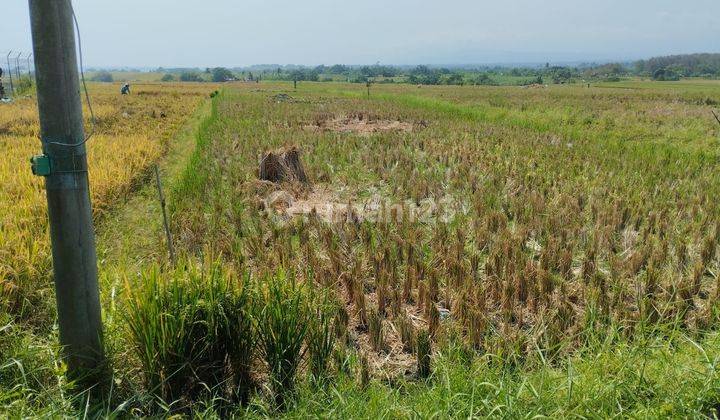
[154,164,176,264]
[28,0,105,383]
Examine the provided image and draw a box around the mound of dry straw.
[259,146,309,184]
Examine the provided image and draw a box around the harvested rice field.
[5,79,720,417]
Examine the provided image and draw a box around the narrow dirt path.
[96,99,213,277]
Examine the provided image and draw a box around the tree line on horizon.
[91,53,720,86]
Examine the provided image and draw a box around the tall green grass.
[124,261,252,408]
[124,264,335,412]
[255,270,310,408]
[307,290,338,383]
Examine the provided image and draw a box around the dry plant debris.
[303,111,422,136]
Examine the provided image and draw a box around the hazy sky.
[4,0,720,67]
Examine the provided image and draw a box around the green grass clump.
[255,270,311,408]
[307,291,338,383]
[416,330,432,379]
[124,261,253,409]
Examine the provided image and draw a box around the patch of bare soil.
[303,112,425,136]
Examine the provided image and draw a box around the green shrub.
[13,77,34,96]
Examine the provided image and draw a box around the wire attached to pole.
[43,1,96,148]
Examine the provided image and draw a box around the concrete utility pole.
[6,51,14,94]
[28,0,105,382]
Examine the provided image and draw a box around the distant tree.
[407,66,442,85]
[329,64,348,74]
[349,74,369,83]
[637,53,720,77]
[303,69,320,81]
[445,73,464,85]
[91,71,113,82]
[474,73,497,85]
[546,66,573,84]
[519,76,543,86]
[412,65,432,76]
[180,71,203,82]
[583,63,626,81]
[652,67,680,81]
[288,68,319,82]
[290,69,303,83]
[422,73,441,85]
[359,65,373,77]
[211,67,235,82]
[161,73,175,82]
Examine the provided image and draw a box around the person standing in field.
[121,83,130,95]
